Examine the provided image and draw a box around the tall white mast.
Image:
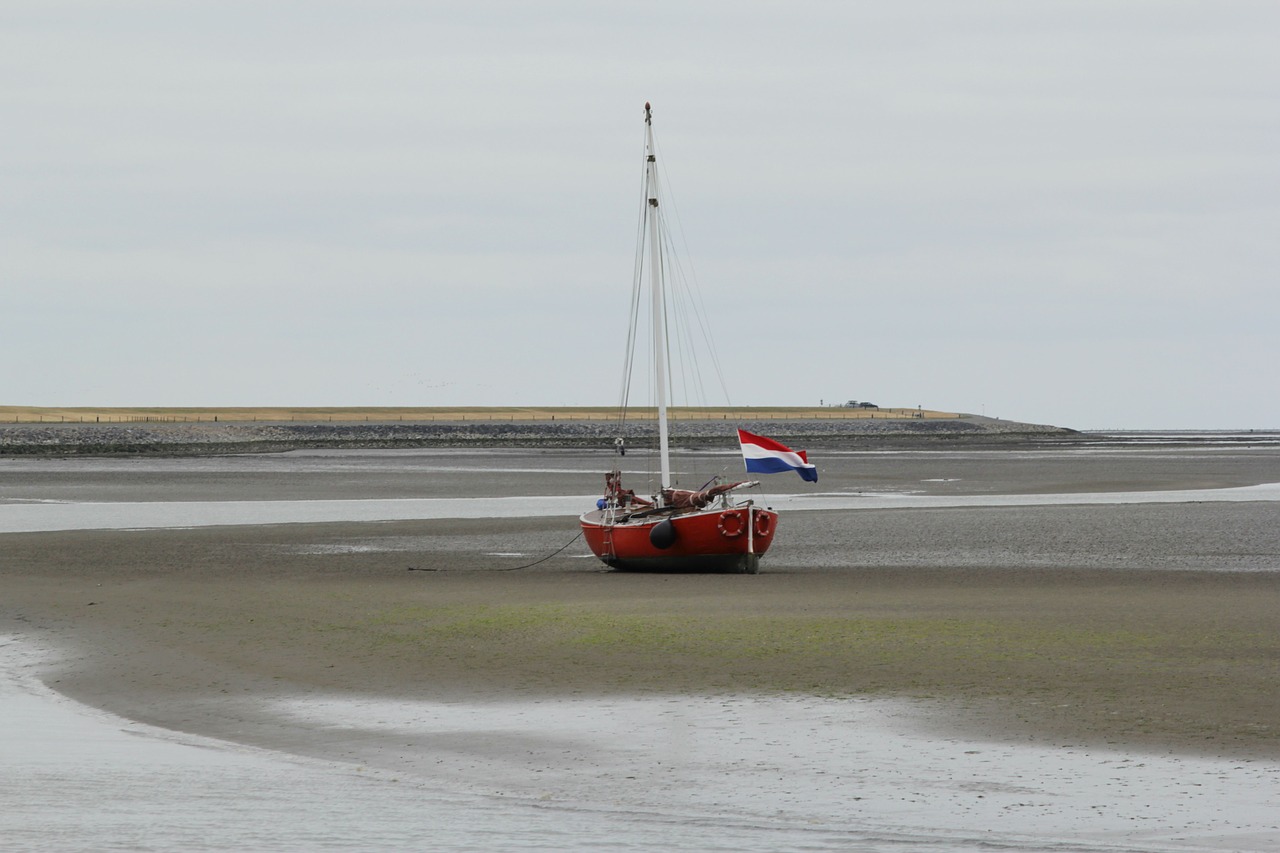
[644,102,671,491]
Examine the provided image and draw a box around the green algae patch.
[300,600,1254,702]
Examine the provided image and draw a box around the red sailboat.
[579,103,785,574]
[580,470,779,574]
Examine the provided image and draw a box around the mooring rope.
[409,530,586,573]
[496,531,585,571]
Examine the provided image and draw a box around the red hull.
[580,504,778,573]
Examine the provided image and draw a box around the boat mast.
[645,102,671,491]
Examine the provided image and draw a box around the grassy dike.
[1,405,959,423]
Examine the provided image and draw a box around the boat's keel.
[603,551,760,574]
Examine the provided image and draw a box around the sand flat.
[4,443,1280,848]
[4,515,1279,758]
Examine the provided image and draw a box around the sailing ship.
[579,103,782,574]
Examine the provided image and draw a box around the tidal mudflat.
[3,438,1279,850]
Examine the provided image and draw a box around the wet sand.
[3,438,1280,793]
[4,510,1279,760]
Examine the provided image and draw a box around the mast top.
[644,101,651,124]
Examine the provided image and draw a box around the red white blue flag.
[737,429,818,482]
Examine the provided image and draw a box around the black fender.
[649,518,677,549]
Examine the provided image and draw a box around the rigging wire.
[617,129,650,431]
[614,110,742,493]
[649,133,734,408]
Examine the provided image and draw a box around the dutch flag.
[737,429,818,483]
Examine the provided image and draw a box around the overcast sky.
[4,2,1276,429]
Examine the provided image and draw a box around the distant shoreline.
[6,410,1277,457]
[0,411,1081,456]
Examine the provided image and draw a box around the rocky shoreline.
[0,416,1080,456]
